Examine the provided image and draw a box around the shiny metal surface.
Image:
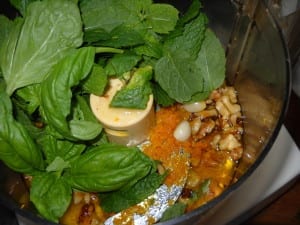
[104,184,183,225]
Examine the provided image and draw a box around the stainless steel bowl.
[0,0,291,224]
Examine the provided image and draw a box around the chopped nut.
[195,109,218,119]
[216,101,230,118]
[219,134,241,151]
[221,96,241,114]
[191,117,202,135]
[224,86,238,103]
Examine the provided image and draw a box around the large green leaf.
[163,12,208,59]
[100,171,166,213]
[14,84,41,115]
[81,0,151,34]
[40,47,101,141]
[146,4,178,34]
[105,52,141,76]
[82,64,108,96]
[97,24,146,48]
[1,0,83,95]
[38,134,85,165]
[110,66,153,109]
[0,15,13,45]
[65,144,154,192]
[9,0,37,16]
[154,14,225,103]
[193,29,226,99]
[155,53,204,103]
[30,173,72,222]
[0,90,44,174]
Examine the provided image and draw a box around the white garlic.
[173,120,191,141]
[182,101,206,113]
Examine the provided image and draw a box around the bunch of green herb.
[0,0,225,222]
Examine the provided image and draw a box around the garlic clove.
[182,101,206,113]
[173,120,191,141]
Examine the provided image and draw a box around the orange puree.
[143,103,241,212]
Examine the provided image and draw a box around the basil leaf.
[13,104,45,140]
[69,120,102,141]
[38,134,85,164]
[0,90,44,174]
[40,47,102,141]
[1,0,83,95]
[46,156,70,173]
[0,17,23,94]
[30,173,72,223]
[14,84,41,115]
[100,171,167,213]
[65,144,154,192]
[70,95,103,140]
[9,0,37,16]
[73,95,99,123]
[0,15,13,45]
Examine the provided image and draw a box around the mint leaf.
[151,81,175,107]
[193,29,226,100]
[81,0,151,43]
[154,13,225,103]
[97,24,146,48]
[178,0,202,25]
[155,53,204,103]
[110,66,153,109]
[82,64,108,96]
[105,52,142,76]
[134,31,163,59]
[164,12,208,59]
[146,4,179,34]
[160,202,186,222]
[190,179,210,201]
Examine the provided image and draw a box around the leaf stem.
[95,47,124,54]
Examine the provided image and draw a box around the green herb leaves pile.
[0,0,226,223]
[80,0,226,107]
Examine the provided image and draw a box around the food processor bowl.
[0,0,291,225]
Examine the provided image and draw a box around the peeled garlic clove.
[173,120,191,141]
[182,101,206,113]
